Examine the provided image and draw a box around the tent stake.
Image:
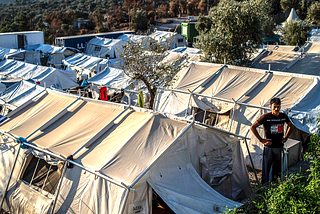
[0,144,21,210]
[50,161,68,214]
[244,138,258,183]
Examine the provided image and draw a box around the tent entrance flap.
[147,163,242,214]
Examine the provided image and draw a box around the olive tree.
[195,0,273,66]
[282,20,312,46]
[120,35,186,109]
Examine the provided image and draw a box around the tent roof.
[0,47,19,60]
[28,44,79,54]
[0,59,77,90]
[300,42,320,53]
[252,50,300,71]
[0,80,44,109]
[63,53,110,71]
[87,37,124,47]
[286,54,320,75]
[286,8,301,23]
[87,66,130,88]
[0,89,246,183]
[117,34,147,42]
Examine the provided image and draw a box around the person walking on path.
[251,97,294,184]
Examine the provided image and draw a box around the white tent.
[149,31,187,49]
[155,62,319,170]
[28,44,79,68]
[117,34,149,48]
[0,88,252,213]
[0,47,19,61]
[87,66,130,88]
[0,59,78,90]
[62,53,119,77]
[282,8,302,27]
[0,80,45,113]
[85,37,126,59]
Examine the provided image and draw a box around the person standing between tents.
[250,97,294,184]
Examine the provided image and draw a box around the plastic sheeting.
[0,59,77,90]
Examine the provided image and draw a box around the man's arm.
[282,121,294,143]
[250,121,272,146]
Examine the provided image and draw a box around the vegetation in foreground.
[225,117,320,213]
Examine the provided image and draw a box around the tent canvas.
[62,53,115,76]
[149,31,187,49]
[252,50,301,71]
[85,37,126,59]
[155,62,318,170]
[28,44,79,68]
[0,89,252,214]
[0,80,45,112]
[0,59,77,90]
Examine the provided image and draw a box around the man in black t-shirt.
[251,97,294,184]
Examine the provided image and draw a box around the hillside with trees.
[0,0,209,44]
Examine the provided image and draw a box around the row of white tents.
[0,86,251,213]
[0,59,78,90]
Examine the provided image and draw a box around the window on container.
[21,155,62,194]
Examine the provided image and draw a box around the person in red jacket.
[251,97,294,184]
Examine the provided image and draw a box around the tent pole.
[49,161,68,214]
[228,99,237,132]
[129,121,195,188]
[184,92,192,118]
[244,138,258,183]
[119,188,130,214]
[0,131,129,190]
[0,144,21,210]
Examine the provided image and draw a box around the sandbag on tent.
[0,89,252,214]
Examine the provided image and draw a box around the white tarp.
[0,47,19,60]
[0,90,252,213]
[150,31,187,49]
[85,37,125,59]
[62,53,114,76]
[0,80,44,111]
[0,59,77,90]
[87,66,130,88]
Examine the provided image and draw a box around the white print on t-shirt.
[270,124,284,134]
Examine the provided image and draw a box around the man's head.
[270,97,281,116]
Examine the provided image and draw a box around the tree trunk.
[140,76,156,110]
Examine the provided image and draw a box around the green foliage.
[195,14,212,34]
[306,1,320,25]
[120,33,186,109]
[282,20,312,46]
[225,116,320,214]
[195,0,272,66]
[132,9,149,32]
